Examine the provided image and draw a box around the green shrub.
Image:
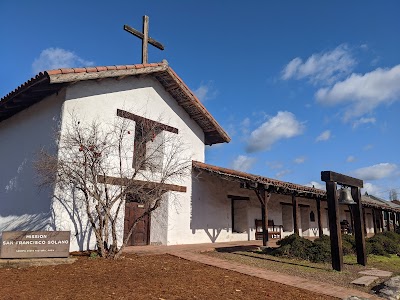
[314,234,330,244]
[366,232,400,256]
[272,234,330,262]
[270,231,400,263]
[367,239,387,256]
[342,234,356,255]
[273,234,313,260]
[308,239,331,263]
[381,231,400,243]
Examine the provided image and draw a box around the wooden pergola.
[192,161,326,246]
[361,194,400,233]
[192,161,400,248]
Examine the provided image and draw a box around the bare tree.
[389,189,398,201]
[36,111,190,259]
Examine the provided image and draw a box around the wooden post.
[231,198,235,233]
[397,213,400,230]
[292,194,299,235]
[255,184,269,246]
[393,212,397,232]
[363,208,367,234]
[316,198,323,237]
[372,208,377,234]
[261,204,267,246]
[142,15,149,64]
[380,210,384,232]
[386,211,391,231]
[348,206,354,234]
[326,181,343,271]
[351,187,367,266]
[263,200,268,245]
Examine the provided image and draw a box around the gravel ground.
[205,250,385,294]
[0,253,337,300]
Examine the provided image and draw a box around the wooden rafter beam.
[321,171,363,188]
[123,24,165,50]
[117,109,178,134]
[98,175,186,193]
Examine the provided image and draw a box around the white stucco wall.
[168,168,368,245]
[167,171,330,244]
[0,91,65,237]
[271,194,328,238]
[168,172,259,245]
[364,208,374,234]
[51,76,205,251]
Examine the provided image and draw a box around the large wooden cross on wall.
[124,15,165,64]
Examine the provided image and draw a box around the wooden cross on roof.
[124,15,165,64]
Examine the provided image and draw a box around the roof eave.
[0,63,231,145]
[192,161,326,198]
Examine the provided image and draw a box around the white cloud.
[370,56,381,66]
[32,47,94,73]
[246,111,304,153]
[316,64,400,120]
[362,182,381,196]
[305,181,326,190]
[276,169,291,179]
[346,156,356,163]
[294,156,306,164]
[352,163,397,181]
[267,161,283,170]
[231,155,256,172]
[315,130,331,142]
[352,117,376,129]
[281,44,355,85]
[241,118,250,127]
[363,144,373,151]
[240,117,251,135]
[281,58,302,80]
[193,81,218,102]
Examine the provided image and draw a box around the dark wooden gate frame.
[321,171,366,271]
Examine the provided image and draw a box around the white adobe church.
[1,17,399,252]
[1,60,399,252]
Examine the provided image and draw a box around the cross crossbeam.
[124,15,165,64]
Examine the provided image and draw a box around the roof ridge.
[44,62,167,76]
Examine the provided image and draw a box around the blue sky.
[1,1,400,199]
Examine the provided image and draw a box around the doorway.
[124,197,150,246]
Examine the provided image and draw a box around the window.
[310,211,315,222]
[116,109,178,172]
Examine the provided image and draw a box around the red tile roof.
[0,61,230,145]
[193,161,400,212]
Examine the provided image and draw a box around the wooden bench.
[255,219,283,240]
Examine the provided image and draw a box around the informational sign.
[1,231,70,258]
